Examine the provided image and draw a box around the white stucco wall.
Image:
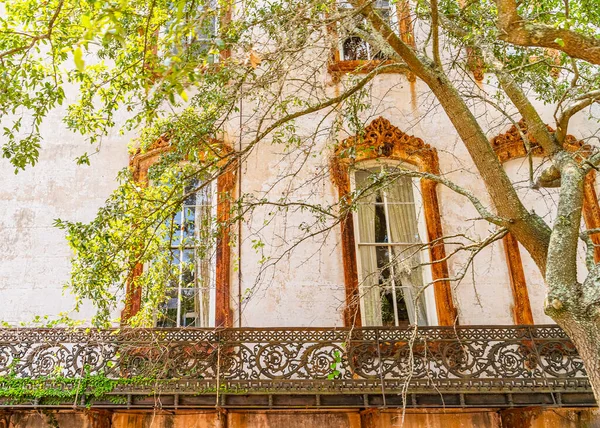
[0,102,131,324]
[0,66,598,327]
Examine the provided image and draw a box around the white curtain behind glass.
[354,166,429,326]
[357,195,383,325]
[386,177,428,325]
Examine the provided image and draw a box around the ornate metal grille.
[0,325,592,407]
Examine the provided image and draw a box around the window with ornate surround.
[328,0,415,74]
[491,120,600,325]
[351,161,436,326]
[125,137,236,327]
[331,117,457,327]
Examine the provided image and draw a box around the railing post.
[375,327,386,407]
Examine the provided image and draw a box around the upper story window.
[126,140,235,328]
[162,0,220,64]
[339,1,392,61]
[156,177,216,327]
[352,163,431,326]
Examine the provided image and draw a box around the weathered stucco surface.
[0,71,598,327]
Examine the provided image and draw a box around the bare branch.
[556,90,600,142]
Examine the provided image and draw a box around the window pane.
[156,288,179,327]
[392,245,428,325]
[385,175,415,203]
[182,206,196,243]
[343,36,370,61]
[180,288,200,327]
[358,245,382,326]
[386,182,420,243]
[155,176,215,328]
[376,246,391,284]
[380,287,409,327]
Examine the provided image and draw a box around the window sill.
[328,60,404,74]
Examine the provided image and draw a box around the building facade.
[0,0,599,427]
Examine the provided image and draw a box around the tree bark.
[350,0,553,271]
[496,0,600,66]
[558,315,600,399]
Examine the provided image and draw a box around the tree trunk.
[555,314,600,401]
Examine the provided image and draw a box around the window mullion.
[177,189,185,328]
[382,185,400,327]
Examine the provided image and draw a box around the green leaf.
[74,47,85,71]
[554,38,565,47]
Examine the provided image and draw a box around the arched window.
[332,117,457,327]
[329,1,415,74]
[352,162,431,326]
[157,175,216,327]
[491,120,600,324]
[126,137,235,327]
[339,0,391,61]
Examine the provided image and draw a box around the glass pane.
[392,245,428,325]
[392,245,423,286]
[374,202,388,243]
[380,287,409,327]
[182,206,196,243]
[184,178,199,205]
[385,175,415,203]
[167,211,183,246]
[343,36,369,61]
[181,249,196,287]
[376,246,391,286]
[386,184,420,244]
[156,288,179,327]
[180,288,200,327]
[357,245,382,326]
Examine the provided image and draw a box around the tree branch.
[0,0,64,60]
[350,0,552,272]
[496,0,600,66]
[556,90,600,142]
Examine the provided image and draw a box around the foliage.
[0,372,143,405]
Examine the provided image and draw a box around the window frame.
[331,117,457,327]
[155,177,219,328]
[349,160,438,326]
[328,0,415,75]
[125,137,236,328]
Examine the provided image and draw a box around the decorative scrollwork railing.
[0,325,591,396]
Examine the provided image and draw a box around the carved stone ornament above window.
[491,119,589,163]
[332,117,439,184]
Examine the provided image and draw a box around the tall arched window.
[491,121,600,324]
[352,162,431,326]
[331,117,457,327]
[157,175,217,327]
[126,137,235,327]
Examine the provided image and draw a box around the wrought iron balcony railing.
[0,325,594,409]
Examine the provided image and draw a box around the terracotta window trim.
[331,117,457,327]
[491,120,600,325]
[123,136,236,328]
